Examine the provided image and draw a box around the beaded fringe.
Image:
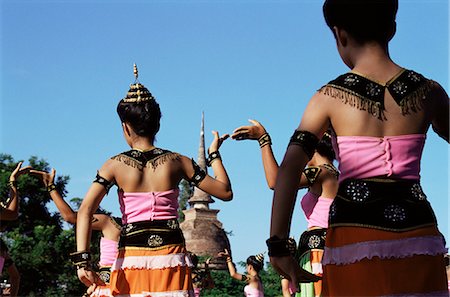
[319,85,386,120]
[111,153,181,171]
[398,80,433,115]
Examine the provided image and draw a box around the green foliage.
[0,154,85,296]
[201,270,244,297]
[178,179,192,222]
[201,263,283,297]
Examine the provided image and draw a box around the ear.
[122,122,132,137]
[333,26,348,47]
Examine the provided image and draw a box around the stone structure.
[180,113,230,270]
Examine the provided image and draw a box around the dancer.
[232,120,337,297]
[1,162,31,221]
[267,0,449,296]
[74,65,233,296]
[30,168,121,297]
[189,253,214,297]
[0,239,20,297]
[218,249,264,297]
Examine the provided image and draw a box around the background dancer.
[232,120,337,296]
[218,248,265,297]
[74,65,233,296]
[267,0,449,296]
[31,168,121,297]
[189,253,214,297]
[1,162,30,221]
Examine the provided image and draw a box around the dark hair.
[117,99,161,140]
[323,0,398,45]
[316,133,335,161]
[246,256,263,273]
[189,252,199,267]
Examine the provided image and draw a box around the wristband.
[207,151,222,167]
[266,236,295,257]
[47,183,56,193]
[69,250,92,267]
[8,180,17,189]
[258,133,272,148]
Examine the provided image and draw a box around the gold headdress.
[255,252,265,264]
[122,64,156,103]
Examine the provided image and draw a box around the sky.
[1,0,448,268]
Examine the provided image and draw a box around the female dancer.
[1,162,31,221]
[30,168,121,297]
[74,65,233,296]
[218,248,265,297]
[189,253,214,297]
[232,120,337,297]
[0,239,20,297]
[267,0,449,296]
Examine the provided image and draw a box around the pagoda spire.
[188,112,214,209]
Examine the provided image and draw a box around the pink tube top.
[301,192,333,229]
[332,134,425,181]
[119,189,180,224]
[244,284,264,297]
[99,237,119,267]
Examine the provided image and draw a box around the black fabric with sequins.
[119,219,184,248]
[329,179,436,231]
[296,228,327,259]
[320,69,432,120]
[289,130,319,159]
[189,159,206,186]
[303,167,321,185]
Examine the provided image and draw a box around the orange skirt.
[90,285,111,297]
[109,244,194,297]
[322,226,448,296]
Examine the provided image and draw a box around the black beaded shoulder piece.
[320,163,340,180]
[319,69,434,120]
[303,166,321,185]
[111,148,181,171]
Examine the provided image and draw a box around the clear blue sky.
[1,0,448,267]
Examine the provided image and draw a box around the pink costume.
[110,188,194,296]
[99,237,119,267]
[244,284,264,297]
[332,134,425,181]
[301,192,333,229]
[90,234,119,297]
[119,189,180,224]
[322,134,448,296]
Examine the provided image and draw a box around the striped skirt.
[90,285,112,297]
[109,244,194,297]
[322,226,448,296]
[109,220,194,297]
[322,179,448,296]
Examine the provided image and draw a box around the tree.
[0,154,85,296]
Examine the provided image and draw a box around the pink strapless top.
[301,192,333,229]
[99,237,119,267]
[332,134,425,181]
[119,189,180,224]
[244,284,264,297]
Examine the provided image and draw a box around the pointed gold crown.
[122,64,156,103]
[255,252,265,264]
